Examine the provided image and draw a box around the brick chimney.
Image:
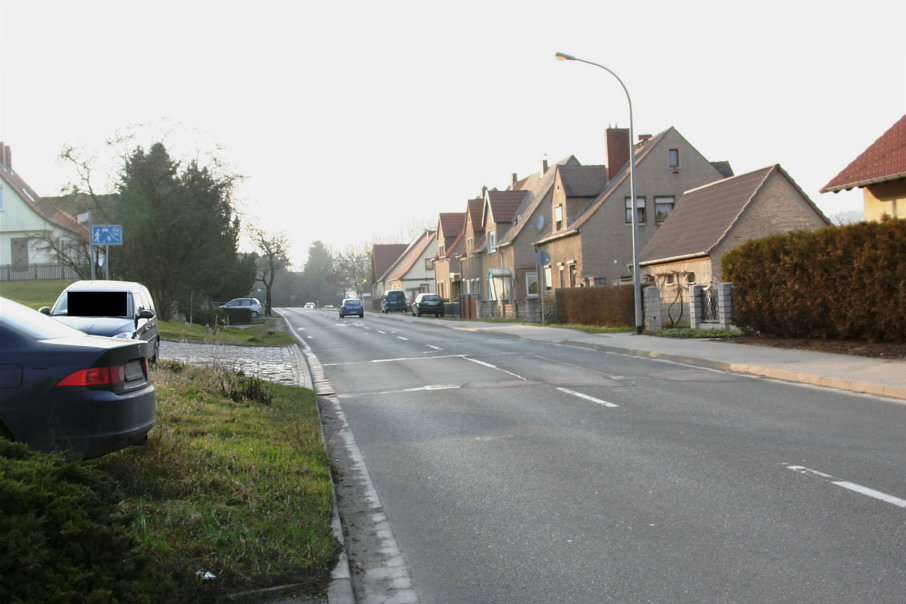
[0,142,10,171]
[605,128,629,181]
[541,157,549,176]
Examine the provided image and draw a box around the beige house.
[535,127,733,291]
[458,197,485,297]
[821,114,906,221]
[491,157,607,304]
[433,212,466,301]
[640,164,831,302]
[479,188,530,301]
[0,142,88,278]
[383,229,437,302]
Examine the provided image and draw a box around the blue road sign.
[92,225,123,245]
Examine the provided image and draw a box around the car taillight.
[58,365,128,392]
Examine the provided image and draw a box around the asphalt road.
[281,307,906,604]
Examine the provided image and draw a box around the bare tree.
[334,243,373,300]
[250,228,290,315]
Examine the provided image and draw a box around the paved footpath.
[161,340,308,388]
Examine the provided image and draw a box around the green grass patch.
[0,279,74,309]
[1,362,337,602]
[159,318,296,347]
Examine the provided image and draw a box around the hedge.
[722,218,905,342]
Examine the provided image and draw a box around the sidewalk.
[449,322,906,401]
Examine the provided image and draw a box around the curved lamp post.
[555,52,643,334]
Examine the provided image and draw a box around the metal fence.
[0,263,84,282]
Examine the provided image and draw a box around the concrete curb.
[282,319,356,604]
[559,340,906,401]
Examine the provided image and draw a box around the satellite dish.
[535,250,551,266]
[536,214,545,230]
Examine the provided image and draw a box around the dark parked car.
[381,290,407,313]
[339,298,364,318]
[1,297,156,459]
[412,293,445,317]
[41,280,160,363]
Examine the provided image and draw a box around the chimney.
[0,142,8,170]
[605,127,629,181]
[512,172,518,187]
[541,157,549,176]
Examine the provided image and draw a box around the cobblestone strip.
[160,340,306,388]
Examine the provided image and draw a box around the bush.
[0,440,172,603]
[722,218,906,342]
[554,283,635,327]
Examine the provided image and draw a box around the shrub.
[722,218,906,342]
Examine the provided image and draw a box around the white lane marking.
[338,384,460,398]
[426,345,443,351]
[556,387,619,408]
[464,357,526,381]
[783,464,906,509]
[397,336,409,341]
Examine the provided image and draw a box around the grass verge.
[159,318,296,347]
[1,361,337,602]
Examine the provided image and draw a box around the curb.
[282,319,356,604]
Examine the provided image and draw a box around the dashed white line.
[426,345,443,351]
[557,387,619,408]
[783,464,906,508]
[464,357,526,381]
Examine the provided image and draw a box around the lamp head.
[555,52,576,61]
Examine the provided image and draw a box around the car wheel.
[151,338,160,364]
[251,311,259,318]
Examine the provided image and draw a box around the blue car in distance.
[339,298,364,318]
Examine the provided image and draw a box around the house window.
[568,263,577,288]
[669,148,680,168]
[544,266,552,291]
[625,196,646,223]
[687,272,696,284]
[467,237,473,252]
[666,273,675,285]
[654,196,675,224]
[488,230,497,253]
[554,205,563,230]
[558,265,566,289]
[425,258,433,270]
[526,272,539,298]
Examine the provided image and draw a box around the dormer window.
[554,205,563,231]
[488,230,497,253]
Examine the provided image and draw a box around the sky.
[2,0,904,269]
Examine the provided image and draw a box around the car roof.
[63,280,147,292]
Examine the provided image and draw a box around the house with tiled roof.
[821,114,906,221]
[535,127,733,291]
[489,156,601,307]
[457,196,485,299]
[0,142,89,278]
[433,212,466,300]
[480,188,531,301]
[382,229,437,303]
[371,243,409,306]
[640,164,830,325]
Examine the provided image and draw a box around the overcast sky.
[2,0,904,268]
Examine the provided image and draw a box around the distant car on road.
[381,290,407,313]
[412,293,445,317]
[304,302,316,309]
[41,280,160,363]
[219,297,262,318]
[1,297,157,459]
[339,298,364,319]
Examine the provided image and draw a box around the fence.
[645,283,736,331]
[0,263,85,282]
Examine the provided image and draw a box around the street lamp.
[555,51,643,334]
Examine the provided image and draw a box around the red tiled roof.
[467,197,484,233]
[484,190,528,225]
[438,212,466,242]
[822,114,906,193]
[0,163,88,238]
[373,243,408,282]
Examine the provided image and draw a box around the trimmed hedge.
[554,283,635,327]
[722,218,906,342]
